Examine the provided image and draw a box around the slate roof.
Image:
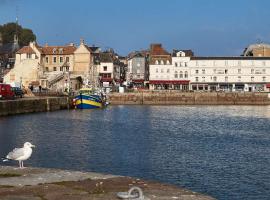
[0,42,20,55]
[99,52,113,63]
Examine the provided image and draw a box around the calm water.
[0,105,270,200]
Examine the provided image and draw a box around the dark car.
[11,87,24,98]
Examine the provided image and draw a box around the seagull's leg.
[18,160,21,168]
[22,161,24,168]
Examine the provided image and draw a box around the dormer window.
[166,60,170,65]
[53,48,57,54]
[160,60,164,65]
[155,60,159,65]
[59,48,63,54]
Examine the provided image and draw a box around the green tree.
[0,22,36,46]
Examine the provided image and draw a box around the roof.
[99,52,113,63]
[17,46,35,54]
[0,42,20,55]
[87,46,100,53]
[41,46,76,55]
[243,43,270,56]
[150,44,170,56]
[172,49,194,57]
[190,56,270,60]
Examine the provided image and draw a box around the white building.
[149,45,270,92]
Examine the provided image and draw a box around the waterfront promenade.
[0,166,215,200]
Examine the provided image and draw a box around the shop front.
[149,80,190,91]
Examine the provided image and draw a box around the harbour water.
[0,105,270,200]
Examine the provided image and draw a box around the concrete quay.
[0,97,72,116]
[108,91,270,105]
[0,166,215,200]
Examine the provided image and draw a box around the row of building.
[1,34,270,92]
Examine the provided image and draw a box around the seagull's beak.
[31,145,36,148]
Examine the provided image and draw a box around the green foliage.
[0,22,36,46]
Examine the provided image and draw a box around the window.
[251,76,254,82]
[263,77,266,81]
[251,69,254,74]
[175,62,178,67]
[184,71,188,78]
[103,66,107,71]
[195,77,199,82]
[180,62,183,67]
[225,69,228,74]
[66,57,69,63]
[53,48,57,54]
[60,57,63,63]
[202,77,205,82]
[180,71,183,78]
[213,76,217,82]
[53,67,57,71]
[238,76,241,82]
[155,60,159,65]
[27,54,31,59]
[66,66,69,71]
[46,57,49,63]
[238,69,241,74]
[174,71,178,78]
[225,76,228,82]
[213,69,216,73]
[167,69,170,73]
[195,70,199,74]
[161,60,164,65]
[166,60,170,65]
[185,62,188,67]
[53,57,57,63]
[59,48,63,54]
[202,69,205,74]
[60,67,63,71]
[156,68,158,73]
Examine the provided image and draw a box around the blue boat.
[74,88,104,109]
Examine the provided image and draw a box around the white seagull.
[4,142,36,168]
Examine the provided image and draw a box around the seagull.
[3,142,36,168]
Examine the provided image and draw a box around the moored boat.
[73,88,105,109]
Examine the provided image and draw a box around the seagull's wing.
[6,147,25,160]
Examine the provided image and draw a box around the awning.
[100,78,113,82]
[149,80,190,84]
[132,79,144,83]
[266,83,270,88]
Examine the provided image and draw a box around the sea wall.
[108,91,270,105]
[0,97,72,116]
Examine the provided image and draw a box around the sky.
[0,0,270,56]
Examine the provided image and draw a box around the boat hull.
[74,94,103,109]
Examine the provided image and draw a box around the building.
[127,52,147,88]
[243,43,270,57]
[149,43,270,92]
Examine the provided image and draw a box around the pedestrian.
[30,85,33,91]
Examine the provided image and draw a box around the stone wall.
[0,97,72,116]
[108,92,270,105]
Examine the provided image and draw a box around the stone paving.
[0,166,216,200]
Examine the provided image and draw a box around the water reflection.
[0,105,270,200]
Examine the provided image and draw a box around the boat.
[73,88,106,109]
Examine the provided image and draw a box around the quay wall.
[0,97,72,116]
[108,92,270,105]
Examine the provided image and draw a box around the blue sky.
[1,0,270,56]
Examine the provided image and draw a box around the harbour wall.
[0,97,72,116]
[108,91,270,105]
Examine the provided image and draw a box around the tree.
[0,22,36,46]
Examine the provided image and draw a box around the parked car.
[11,87,24,98]
[0,84,15,100]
